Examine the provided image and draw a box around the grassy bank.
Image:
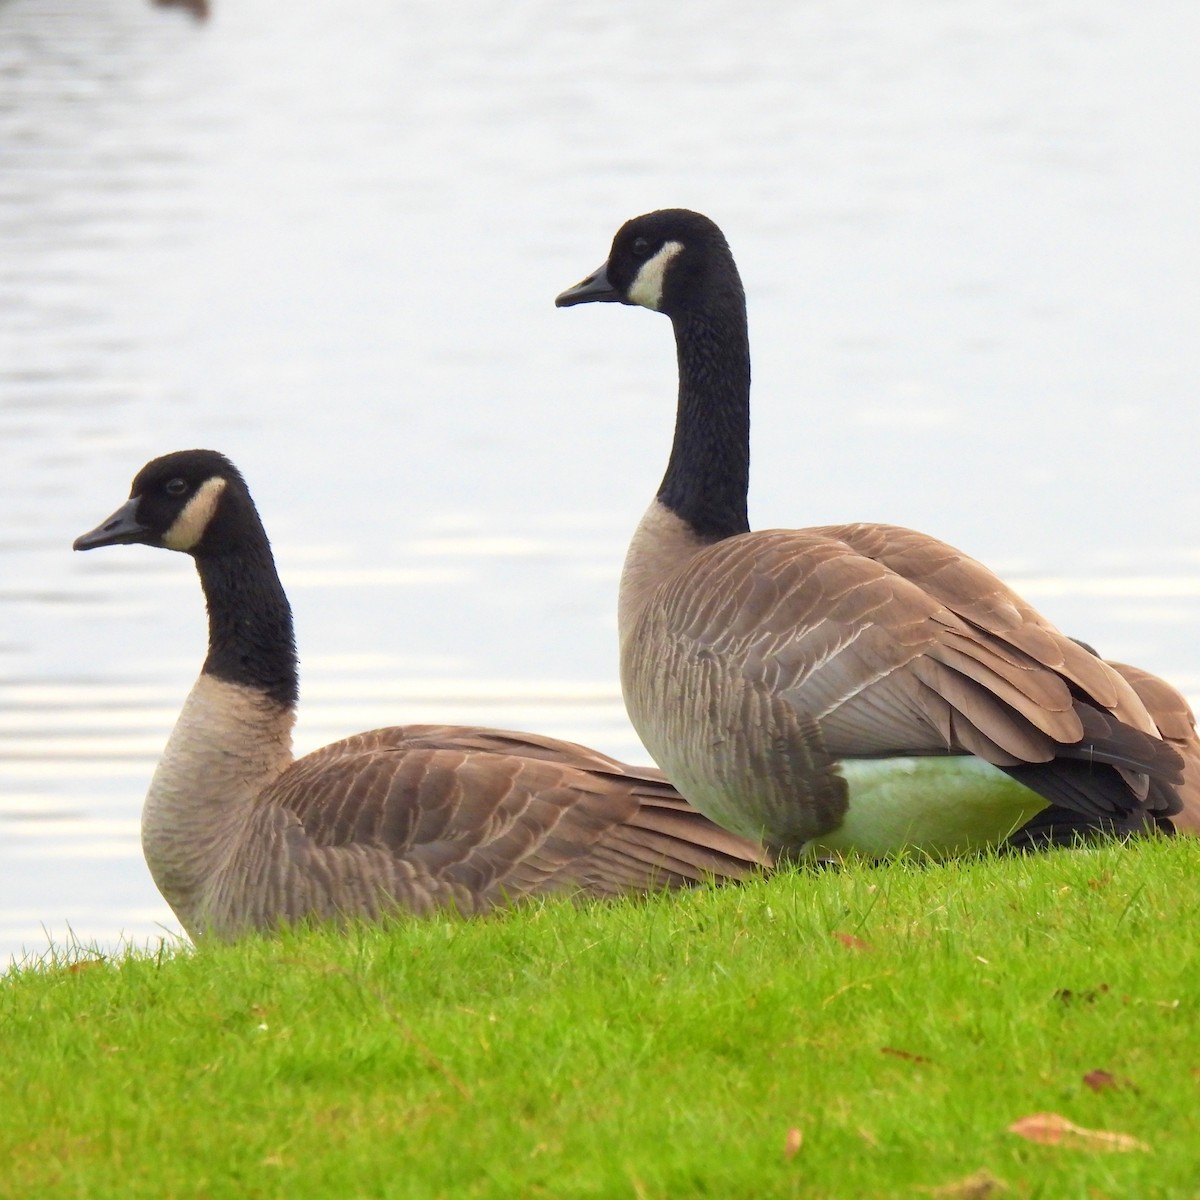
[2,838,1198,1199]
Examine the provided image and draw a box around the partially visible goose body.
[557,208,1189,858]
[1104,660,1200,835]
[73,450,770,941]
[1004,654,1200,845]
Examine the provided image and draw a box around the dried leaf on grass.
[1007,1112,1148,1152]
[784,1127,803,1160]
[921,1168,1007,1198]
[881,1046,932,1064]
[67,959,106,974]
[1083,1069,1137,1094]
[832,931,872,951]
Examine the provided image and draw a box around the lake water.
[2,0,1198,966]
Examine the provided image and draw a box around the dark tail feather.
[1003,802,1174,851]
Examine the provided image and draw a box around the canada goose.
[556,208,1188,858]
[72,450,770,941]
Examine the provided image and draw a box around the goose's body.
[74,451,769,940]
[1104,659,1200,836]
[557,209,1190,858]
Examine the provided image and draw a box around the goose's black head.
[74,450,255,557]
[555,209,741,318]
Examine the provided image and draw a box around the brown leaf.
[922,1169,1008,1198]
[833,931,872,951]
[784,1127,803,1160]
[881,1046,932,1064]
[1007,1112,1148,1152]
[1083,1069,1137,1094]
[67,959,106,974]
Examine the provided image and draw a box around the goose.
[556,208,1189,858]
[72,449,771,941]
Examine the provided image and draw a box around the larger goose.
[556,208,1190,858]
[73,450,770,941]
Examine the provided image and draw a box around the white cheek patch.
[627,240,684,310]
[162,476,228,551]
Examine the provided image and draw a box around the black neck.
[195,535,298,709]
[656,302,752,541]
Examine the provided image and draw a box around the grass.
[2,838,1198,1199]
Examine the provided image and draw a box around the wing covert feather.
[243,726,768,921]
[625,525,1181,831]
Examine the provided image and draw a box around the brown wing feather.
[632,526,1181,833]
[376,724,671,778]
[243,726,768,923]
[820,523,1156,730]
[666,529,1085,760]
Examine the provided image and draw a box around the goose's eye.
[165,478,188,497]
[631,236,652,259]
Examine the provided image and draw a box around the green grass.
[3,838,1198,1199]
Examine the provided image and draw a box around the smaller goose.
[557,208,1189,858]
[73,450,770,941]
